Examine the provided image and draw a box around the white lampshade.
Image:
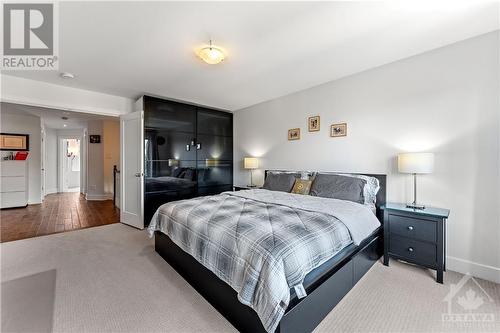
[244,157,259,169]
[398,153,434,174]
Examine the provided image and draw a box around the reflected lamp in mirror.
[398,152,434,210]
[205,159,220,167]
[168,159,179,167]
[244,157,259,188]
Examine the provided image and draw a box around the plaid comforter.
[148,189,380,332]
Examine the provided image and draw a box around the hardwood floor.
[1,193,119,242]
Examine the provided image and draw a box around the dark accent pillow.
[182,169,195,180]
[263,173,299,192]
[310,173,366,203]
[172,167,182,178]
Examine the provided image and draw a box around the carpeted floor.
[1,224,499,332]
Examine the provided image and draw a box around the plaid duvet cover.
[148,189,378,332]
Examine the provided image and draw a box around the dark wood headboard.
[264,170,387,222]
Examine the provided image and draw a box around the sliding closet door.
[196,108,233,195]
[143,96,197,226]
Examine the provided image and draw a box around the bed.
[150,170,386,333]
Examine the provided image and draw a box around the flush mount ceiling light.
[60,72,75,79]
[196,40,226,65]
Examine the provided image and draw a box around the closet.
[141,96,233,226]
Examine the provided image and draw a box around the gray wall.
[45,128,58,194]
[233,31,500,282]
[86,120,105,199]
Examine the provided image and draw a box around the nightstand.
[382,203,450,283]
[233,185,261,191]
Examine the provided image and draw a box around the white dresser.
[0,160,28,208]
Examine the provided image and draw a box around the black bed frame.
[155,170,387,333]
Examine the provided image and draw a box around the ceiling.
[3,1,499,111]
[1,102,117,129]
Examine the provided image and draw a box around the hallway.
[1,193,119,242]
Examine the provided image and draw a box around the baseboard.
[85,193,112,201]
[446,256,500,284]
[45,188,58,195]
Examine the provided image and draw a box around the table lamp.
[244,157,259,187]
[398,152,434,209]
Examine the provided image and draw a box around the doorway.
[59,137,82,193]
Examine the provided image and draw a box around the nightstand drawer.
[388,214,436,243]
[389,234,437,267]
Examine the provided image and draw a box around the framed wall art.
[308,116,320,132]
[288,128,300,140]
[330,123,347,137]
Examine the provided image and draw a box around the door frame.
[58,135,83,193]
[41,125,46,199]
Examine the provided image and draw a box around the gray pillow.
[263,172,299,192]
[310,173,366,204]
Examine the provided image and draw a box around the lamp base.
[406,203,426,210]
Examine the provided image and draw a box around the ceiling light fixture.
[60,72,75,79]
[197,40,226,65]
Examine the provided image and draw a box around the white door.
[120,111,144,229]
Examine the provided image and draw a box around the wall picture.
[330,123,347,137]
[308,116,320,132]
[89,135,101,143]
[288,128,300,140]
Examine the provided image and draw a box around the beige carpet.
[1,224,499,333]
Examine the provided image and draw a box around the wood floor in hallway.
[0,193,119,242]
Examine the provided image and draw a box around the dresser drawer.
[0,191,27,208]
[389,234,437,267]
[1,161,27,176]
[1,176,26,192]
[388,214,436,243]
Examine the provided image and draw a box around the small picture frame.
[288,128,301,140]
[89,135,101,143]
[308,116,320,132]
[330,123,347,137]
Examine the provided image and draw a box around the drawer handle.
[407,226,414,231]
[408,247,414,252]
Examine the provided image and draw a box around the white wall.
[45,128,58,194]
[1,75,134,116]
[103,120,120,196]
[234,32,500,282]
[0,113,42,204]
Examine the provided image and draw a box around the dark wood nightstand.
[233,185,261,191]
[382,203,450,283]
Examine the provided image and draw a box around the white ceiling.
[3,1,499,111]
[1,102,117,129]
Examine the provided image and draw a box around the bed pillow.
[337,173,380,205]
[263,172,299,192]
[310,173,366,204]
[291,179,313,195]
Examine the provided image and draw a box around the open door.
[120,110,144,229]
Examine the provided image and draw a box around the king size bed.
[148,170,386,333]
